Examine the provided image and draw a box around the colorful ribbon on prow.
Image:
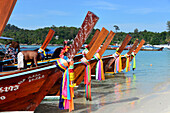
[55,58,75,112]
[132,51,136,71]
[93,53,105,80]
[38,48,46,59]
[59,46,70,58]
[124,54,130,72]
[113,51,122,73]
[81,57,92,101]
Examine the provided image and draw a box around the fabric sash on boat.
[124,54,130,72]
[82,48,89,56]
[81,57,92,101]
[59,46,69,58]
[93,53,105,80]
[55,58,75,112]
[38,47,46,56]
[38,48,46,59]
[132,52,136,70]
[113,52,122,73]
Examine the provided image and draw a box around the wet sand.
[35,73,170,113]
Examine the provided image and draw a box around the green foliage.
[1,24,169,45]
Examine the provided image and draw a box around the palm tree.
[113,25,120,33]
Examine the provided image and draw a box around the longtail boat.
[0,11,99,111]
[140,46,163,51]
[102,34,132,73]
[47,27,109,96]
[121,39,145,70]
[105,39,139,73]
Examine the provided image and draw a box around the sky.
[8,0,170,33]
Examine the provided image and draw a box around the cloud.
[83,1,119,10]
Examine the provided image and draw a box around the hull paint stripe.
[0,65,56,80]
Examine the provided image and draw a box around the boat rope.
[93,53,105,80]
[132,51,136,70]
[55,57,75,112]
[81,57,92,101]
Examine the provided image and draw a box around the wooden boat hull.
[0,63,62,111]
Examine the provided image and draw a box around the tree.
[167,21,170,31]
[150,37,160,45]
[113,25,120,33]
[134,28,138,33]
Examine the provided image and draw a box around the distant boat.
[140,46,164,51]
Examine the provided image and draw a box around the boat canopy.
[0,36,13,40]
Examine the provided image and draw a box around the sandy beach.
[35,73,170,113]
